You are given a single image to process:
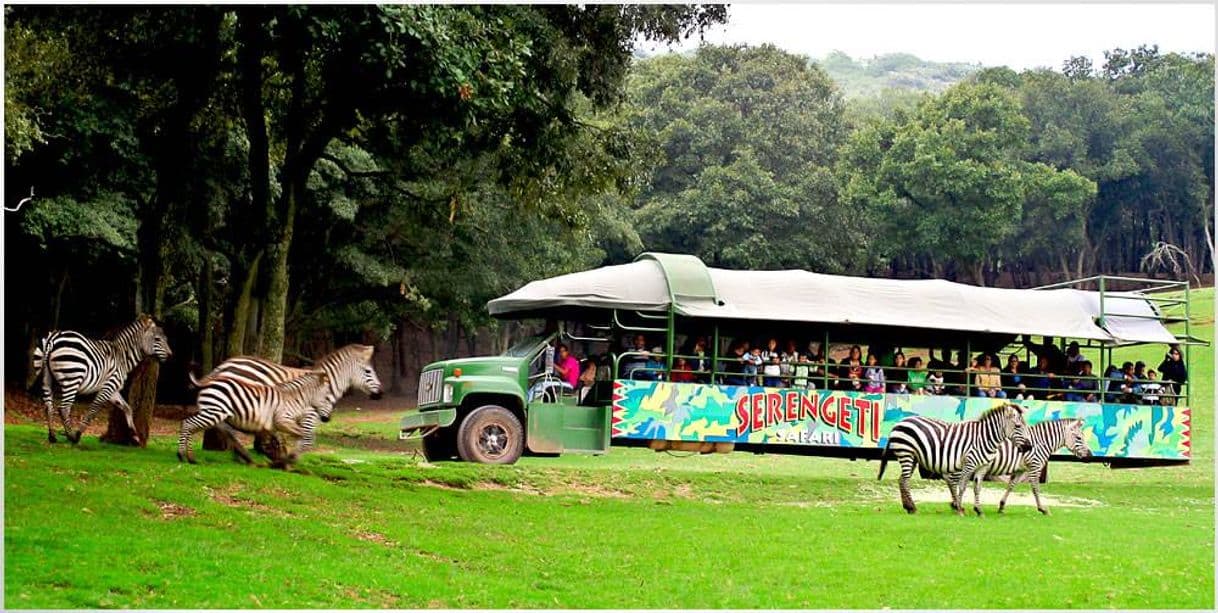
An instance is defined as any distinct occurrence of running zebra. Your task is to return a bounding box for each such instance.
[878,404,1033,515]
[32,315,173,444]
[971,418,1092,516]
[178,370,336,465]
[192,344,383,456]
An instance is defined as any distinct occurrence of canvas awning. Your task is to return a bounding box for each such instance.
[486,254,1181,345]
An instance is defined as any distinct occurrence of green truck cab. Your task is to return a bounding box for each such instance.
[400,332,610,463]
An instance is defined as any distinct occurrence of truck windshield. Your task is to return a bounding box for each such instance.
[502,334,549,358]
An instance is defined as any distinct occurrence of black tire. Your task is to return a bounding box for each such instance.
[456,405,524,465]
[422,427,458,462]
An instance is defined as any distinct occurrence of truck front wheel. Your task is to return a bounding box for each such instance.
[456,405,524,465]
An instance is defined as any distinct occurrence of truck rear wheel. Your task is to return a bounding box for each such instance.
[422,427,458,462]
[456,405,524,465]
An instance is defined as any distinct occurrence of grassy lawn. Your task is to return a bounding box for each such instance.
[4,290,1213,609]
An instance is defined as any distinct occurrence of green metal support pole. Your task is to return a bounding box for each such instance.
[1097,276,1107,328]
[965,338,971,398]
[1183,282,1191,406]
[823,329,830,390]
[665,306,675,376]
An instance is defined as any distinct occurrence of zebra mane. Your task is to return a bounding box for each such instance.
[319,344,375,368]
[976,404,1014,422]
[102,314,155,341]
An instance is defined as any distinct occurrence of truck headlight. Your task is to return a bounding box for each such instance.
[442,384,453,403]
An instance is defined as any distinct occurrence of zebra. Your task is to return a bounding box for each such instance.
[190,344,383,457]
[971,418,1092,516]
[178,370,336,465]
[31,315,173,444]
[878,404,1033,515]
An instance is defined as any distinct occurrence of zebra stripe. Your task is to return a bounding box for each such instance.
[878,404,1033,515]
[971,418,1092,515]
[33,315,172,444]
[177,371,335,465]
[194,344,383,422]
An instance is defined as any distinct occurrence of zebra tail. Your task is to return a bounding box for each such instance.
[877,438,893,480]
[187,371,208,388]
[30,334,50,392]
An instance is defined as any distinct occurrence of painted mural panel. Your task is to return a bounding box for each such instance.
[610,380,1189,460]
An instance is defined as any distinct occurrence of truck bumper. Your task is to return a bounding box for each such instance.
[399,408,458,440]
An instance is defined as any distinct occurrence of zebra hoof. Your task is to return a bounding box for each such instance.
[903,504,916,514]
[997,506,1006,514]
[973,506,983,516]
[68,431,83,444]
[47,432,58,443]
[1038,507,1050,516]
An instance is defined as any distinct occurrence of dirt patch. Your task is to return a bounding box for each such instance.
[355,531,396,546]
[910,486,1102,509]
[554,482,631,499]
[154,501,197,520]
[206,484,288,516]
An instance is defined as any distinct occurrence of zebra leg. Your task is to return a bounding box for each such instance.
[998,472,1024,514]
[972,474,985,516]
[178,411,224,464]
[944,472,965,515]
[216,423,254,465]
[897,457,917,513]
[74,379,122,443]
[54,384,81,443]
[1030,465,1049,515]
[291,412,319,459]
[42,382,59,443]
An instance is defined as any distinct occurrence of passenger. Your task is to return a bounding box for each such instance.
[863,353,886,393]
[691,337,711,376]
[621,334,650,380]
[1065,341,1085,375]
[1066,361,1099,402]
[1139,370,1163,405]
[1022,335,1068,374]
[927,345,953,374]
[760,338,780,364]
[643,347,666,381]
[724,342,749,386]
[974,354,1006,398]
[1133,360,1147,381]
[807,343,835,389]
[1157,345,1187,401]
[1117,361,1137,403]
[888,351,909,394]
[948,349,970,395]
[906,356,928,395]
[793,353,813,389]
[839,345,865,391]
[763,353,783,387]
[1001,353,1025,398]
[670,357,696,384]
[529,343,580,401]
[926,369,946,395]
[1103,363,1123,402]
[744,345,764,385]
[1026,356,1053,400]
[780,339,799,382]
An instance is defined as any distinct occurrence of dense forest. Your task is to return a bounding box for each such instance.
[4,6,1214,437]
[818,51,980,98]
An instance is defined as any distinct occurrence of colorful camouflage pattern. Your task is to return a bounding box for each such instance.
[611,380,1189,460]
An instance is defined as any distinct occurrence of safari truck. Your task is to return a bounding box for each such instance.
[400,252,1199,466]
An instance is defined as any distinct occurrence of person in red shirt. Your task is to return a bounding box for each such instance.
[670,357,696,383]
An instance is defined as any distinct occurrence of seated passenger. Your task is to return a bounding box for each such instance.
[529,343,580,401]
[1158,345,1188,396]
[926,370,946,395]
[1139,369,1163,405]
[691,337,711,382]
[1026,356,1053,400]
[839,345,865,391]
[620,334,650,380]
[780,339,799,381]
[863,353,886,393]
[723,342,749,386]
[1103,363,1123,403]
[888,351,909,394]
[1001,353,1025,398]
[906,356,928,395]
[670,357,696,384]
[1065,361,1099,402]
[642,347,666,381]
[763,353,783,387]
[792,353,814,389]
[744,346,764,385]
[1065,341,1085,375]
[1022,335,1068,374]
[760,338,780,363]
[974,354,1006,398]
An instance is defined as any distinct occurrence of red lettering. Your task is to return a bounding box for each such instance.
[736,396,751,435]
[800,393,819,422]
[839,399,855,435]
[822,395,838,428]
[751,393,765,433]
[852,398,869,437]
[871,401,883,442]
[785,392,800,422]
[766,393,783,428]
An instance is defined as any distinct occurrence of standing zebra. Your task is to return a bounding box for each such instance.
[178,370,335,465]
[971,418,1092,515]
[878,404,1033,515]
[192,344,383,457]
[32,315,173,444]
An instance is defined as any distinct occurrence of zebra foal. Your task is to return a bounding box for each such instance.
[878,404,1033,515]
[178,370,336,466]
[32,315,173,444]
[193,344,383,457]
[971,418,1092,515]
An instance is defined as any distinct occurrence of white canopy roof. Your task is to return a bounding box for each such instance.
[487,257,1180,345]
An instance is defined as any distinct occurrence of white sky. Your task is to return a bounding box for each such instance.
[638,2,1216,70]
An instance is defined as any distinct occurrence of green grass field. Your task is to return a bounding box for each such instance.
[5,290,1214,609]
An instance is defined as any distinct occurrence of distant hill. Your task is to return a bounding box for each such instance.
[817,51,981,98]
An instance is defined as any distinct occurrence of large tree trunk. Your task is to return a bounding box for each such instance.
[102,360,156,446]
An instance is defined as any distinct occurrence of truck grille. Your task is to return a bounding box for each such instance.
[417,369,444,406]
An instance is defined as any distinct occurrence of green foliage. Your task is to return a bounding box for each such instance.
[18,193,138,257]
[819,51,981,99]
